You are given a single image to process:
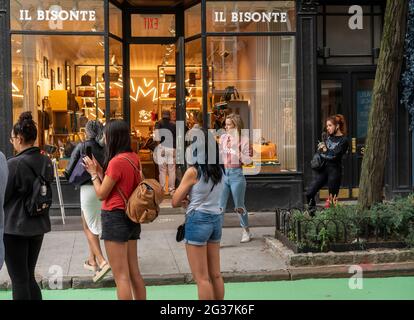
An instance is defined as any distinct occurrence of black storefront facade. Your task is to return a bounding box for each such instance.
[0,0,412,215]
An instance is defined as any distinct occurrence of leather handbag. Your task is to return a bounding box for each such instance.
[311,152,326,171]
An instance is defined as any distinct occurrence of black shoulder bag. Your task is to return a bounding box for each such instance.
[23,158,53,217]
[311,152,326,171]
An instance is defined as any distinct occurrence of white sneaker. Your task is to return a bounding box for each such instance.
[240,230,252,243]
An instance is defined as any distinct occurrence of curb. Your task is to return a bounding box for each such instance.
[288,262,414,280]
[264,236,414,267]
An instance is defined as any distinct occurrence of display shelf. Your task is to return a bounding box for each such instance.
[157,64,214,119]
[74,64,123,123]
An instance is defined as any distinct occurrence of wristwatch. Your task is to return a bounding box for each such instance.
[91,175,98,182]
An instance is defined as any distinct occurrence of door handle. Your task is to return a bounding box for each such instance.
[351,138,357,154]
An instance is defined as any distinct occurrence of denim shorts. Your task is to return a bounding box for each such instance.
[184,210,224,246]
[101,209,141,242]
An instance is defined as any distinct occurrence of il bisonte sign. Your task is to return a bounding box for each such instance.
[19,9,96,21]
[214,11,288,23]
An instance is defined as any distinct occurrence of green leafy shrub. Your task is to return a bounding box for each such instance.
[282,194,414,252]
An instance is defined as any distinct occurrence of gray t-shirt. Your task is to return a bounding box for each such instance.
[0,152,8,270]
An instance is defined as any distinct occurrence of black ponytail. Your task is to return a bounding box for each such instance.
[193,128,224,186]
[13,111,37,143]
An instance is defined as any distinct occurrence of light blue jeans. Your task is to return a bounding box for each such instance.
[219,168,249,229]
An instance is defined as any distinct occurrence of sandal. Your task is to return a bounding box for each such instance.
[93,261,111,283]
[83,260,98,272]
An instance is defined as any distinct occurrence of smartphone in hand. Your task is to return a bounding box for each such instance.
[86,146,92,159]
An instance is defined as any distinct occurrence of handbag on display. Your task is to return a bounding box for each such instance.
[165,74,176,83]
[169,88,176,98]
[81,74,92,86]
[110,87,120,98]
[102,72,120,82]
[252,140,278,162]
[83,89,96,97]
[223,86,240,102]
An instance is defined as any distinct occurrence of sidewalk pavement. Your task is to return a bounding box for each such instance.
[0,226,288,289]
[2,211,414,290]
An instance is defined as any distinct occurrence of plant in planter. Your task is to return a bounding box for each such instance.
[276,195,414,253]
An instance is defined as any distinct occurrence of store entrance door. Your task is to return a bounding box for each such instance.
[318,68,376,199]
[128,37,186,187]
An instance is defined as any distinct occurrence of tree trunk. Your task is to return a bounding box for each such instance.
[358,0,408,210]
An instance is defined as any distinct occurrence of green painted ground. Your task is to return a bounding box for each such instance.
[0,277,413,300]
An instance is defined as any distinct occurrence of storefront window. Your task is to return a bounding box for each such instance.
[129,44,176,154]
[131,14,176,37]
[10,0,104,32]
[11,34,105,166]
[207,36,297,173]
[185,3,201,38]
[108,38,124,120]
[206,1,296,33]
[109,3,123,38]
[185,39,205,126]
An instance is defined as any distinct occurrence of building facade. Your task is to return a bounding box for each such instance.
[0,0,411,214]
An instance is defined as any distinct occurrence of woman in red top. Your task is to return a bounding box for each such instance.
[83,120,145,300]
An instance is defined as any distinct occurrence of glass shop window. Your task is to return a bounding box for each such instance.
[207,35,297,173]
[11,34,105,175]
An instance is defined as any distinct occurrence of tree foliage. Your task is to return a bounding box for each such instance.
[401,0,414,129]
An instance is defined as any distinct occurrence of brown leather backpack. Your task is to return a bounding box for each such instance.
[116,156,164,224]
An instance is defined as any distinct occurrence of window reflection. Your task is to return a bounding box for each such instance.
[207,36,297,172]
[12,35,105,173]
